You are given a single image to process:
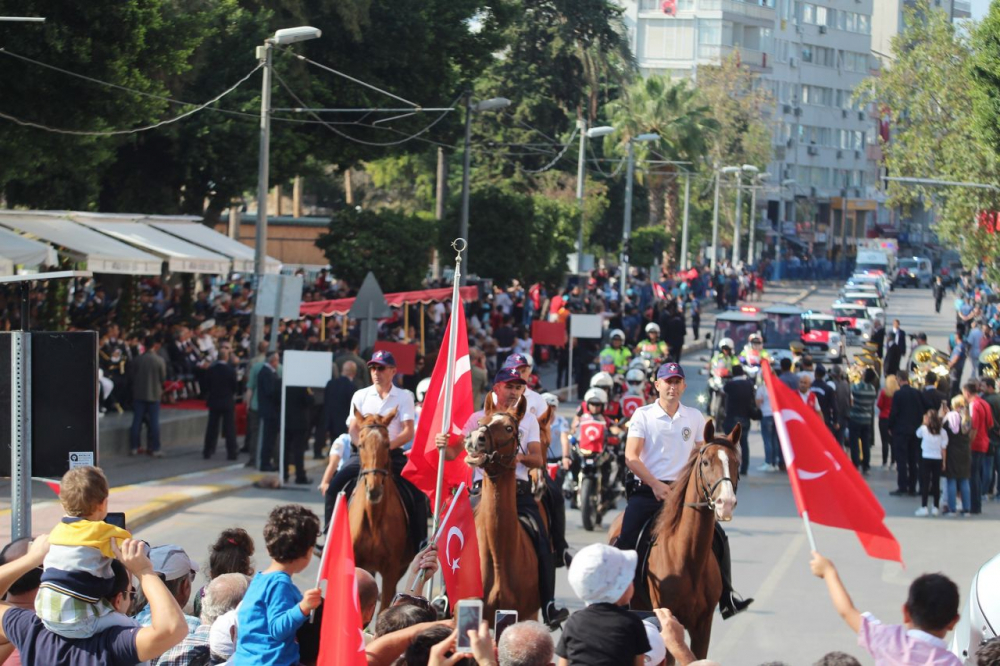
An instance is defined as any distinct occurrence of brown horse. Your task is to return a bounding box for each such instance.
[609,420,741,660]
[349,407,414,611]
[464,395,540,622]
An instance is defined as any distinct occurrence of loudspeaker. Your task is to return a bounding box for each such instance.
[0,332,98,478]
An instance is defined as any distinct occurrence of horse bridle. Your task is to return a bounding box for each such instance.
[685,437,740,512]
[357,423,390,481]
[476,414,521,479]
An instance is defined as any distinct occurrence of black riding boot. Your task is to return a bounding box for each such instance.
[713,523,753,619]
[543,476,571,567]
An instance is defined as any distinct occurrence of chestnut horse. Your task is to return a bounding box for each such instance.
[349,407,414,611]
[609,420,741,660]
[464,395,540,621]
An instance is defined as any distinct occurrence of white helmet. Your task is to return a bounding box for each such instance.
[628,358,648,371]
[416,377,432,403]
[541,392,560,408]
[748,333,763,344]
[584,387,608,405]
[720,337,735,350]
[609,328,625,341]
[645,322,660,334]
[625,368,646,384]
[590,371,615,390]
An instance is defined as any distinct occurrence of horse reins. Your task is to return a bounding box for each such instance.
[357,423,391,480]
[684,437,740,512]
[477,415,521,479]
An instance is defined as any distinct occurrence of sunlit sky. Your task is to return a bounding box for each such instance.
[973,0,989,19]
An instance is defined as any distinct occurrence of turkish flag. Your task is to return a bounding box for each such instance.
[578,417,606,453]
[317,494,367,666]
[434,482,483,609]
[621,395,644,419]
[761,361,902,563]
[402,301,475,508]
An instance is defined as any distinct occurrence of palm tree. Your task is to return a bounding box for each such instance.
[605,76,718,246]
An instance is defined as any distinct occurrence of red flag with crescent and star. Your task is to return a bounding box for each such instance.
[434,482,483,609]
[578,417,607,453]
[621,395,644,419]
[317,494,367,666]
[761,360,903,563]
[402,301,475,507]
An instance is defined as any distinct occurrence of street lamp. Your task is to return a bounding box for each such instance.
[775,178,796,280]
[711,166,741,272]
[251,25,322,352]
[746,172,770,266]
[575,122,614,271]
[460,95,511,283]
[732,164,758,265]
[621,132,659,302]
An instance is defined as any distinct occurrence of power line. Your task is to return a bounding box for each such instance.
[520,126,579,174]
[278,47,422,109]
[0,64,263,136]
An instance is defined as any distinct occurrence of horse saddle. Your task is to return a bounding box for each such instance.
[633,516,658,591]
[518,512,542,546]
[345,474,429,554]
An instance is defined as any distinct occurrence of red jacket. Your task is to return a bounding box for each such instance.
[877,390,893,419]
[970,395,994,454]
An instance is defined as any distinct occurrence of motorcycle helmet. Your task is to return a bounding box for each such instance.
[416,377,432,403]
[590,371,615,391]
[748,333,763,345]
[720,337,735,351]
[645,322,661,335]
[609,328,625,341]
[625,368,646,385]
[541,392,560,408]
[584,387,608,405]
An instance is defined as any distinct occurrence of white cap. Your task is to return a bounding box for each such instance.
[209,608,238,660]
[568,544,637,605]
[643,620,667,665]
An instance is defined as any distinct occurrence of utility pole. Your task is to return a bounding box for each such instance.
[251,41,273,353]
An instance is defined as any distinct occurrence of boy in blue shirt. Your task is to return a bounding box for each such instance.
[235,504,322,666]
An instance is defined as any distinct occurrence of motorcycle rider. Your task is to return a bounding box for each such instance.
[576,371,623,426]
[635,322,669,364]
[624,367,649,398]
[739,332,770,369]
[711,338,740,378]
[599,329,633,376]
[567,388,625,504]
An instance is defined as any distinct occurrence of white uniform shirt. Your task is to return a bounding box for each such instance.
[347,384,416,443]
[627,401,706,482]
[463,405,540,483]
[523,388,549,422]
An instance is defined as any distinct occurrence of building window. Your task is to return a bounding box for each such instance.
[644,22,695,60]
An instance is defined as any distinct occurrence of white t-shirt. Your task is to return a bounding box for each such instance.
[755,382,773,418]
[462,405,540,483]
[627,401,706,482]
[916,425,948,460]
[347,384,416,443]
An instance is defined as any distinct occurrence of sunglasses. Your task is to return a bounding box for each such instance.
[391,593,431,612]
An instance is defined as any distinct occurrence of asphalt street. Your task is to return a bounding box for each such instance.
[132,283,998,665]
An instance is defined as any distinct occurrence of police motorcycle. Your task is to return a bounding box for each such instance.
[706,337,740,425]
[566,388,624,531]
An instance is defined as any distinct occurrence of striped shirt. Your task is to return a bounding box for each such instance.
[849,382,878,423]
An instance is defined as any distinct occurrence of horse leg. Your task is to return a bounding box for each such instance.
[687,614,714,661]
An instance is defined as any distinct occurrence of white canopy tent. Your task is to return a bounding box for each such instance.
[146,217,281,274]
[0,226,58,276]
[70,213,232,275]
[0,211,161,275]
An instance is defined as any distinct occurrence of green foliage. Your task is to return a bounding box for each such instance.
[861,1,994,274]
[315,207,436,291]
[629,226,671,268]
[363,152,439,213]
[697,54,774,170]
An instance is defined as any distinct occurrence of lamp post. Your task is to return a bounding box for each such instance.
[712,166,741,272]
[732,164,758,266]
[575,121,614,271]
[460,95,511,283]
[680,170,692,270]
[775,178,796,280]
[620,132,659,302]
[746,172,769,266]
[251,26,321,353]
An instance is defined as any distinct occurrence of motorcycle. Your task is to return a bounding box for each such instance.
[565,423,624,531]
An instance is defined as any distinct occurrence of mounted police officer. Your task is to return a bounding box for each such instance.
[615,361,753,619]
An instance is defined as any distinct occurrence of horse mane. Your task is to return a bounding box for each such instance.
[652,447,701,540]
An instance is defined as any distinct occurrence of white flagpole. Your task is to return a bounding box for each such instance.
[431,238,466,534]
[801,511,818,552]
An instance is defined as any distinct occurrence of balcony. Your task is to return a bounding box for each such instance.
[697,43,769,69]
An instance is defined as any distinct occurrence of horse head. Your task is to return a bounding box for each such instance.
[465,393,526,478]
[694,419,742,522]
[355,407,396,504]
[536,404,556,453]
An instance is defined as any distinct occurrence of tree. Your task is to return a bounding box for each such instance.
[315,208,437,291]
[862,1,995,274]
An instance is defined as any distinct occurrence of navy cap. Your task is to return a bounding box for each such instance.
[503,353,530,369]
[493,366,527,385]
[656,362,685,381]
[367,350,396,367]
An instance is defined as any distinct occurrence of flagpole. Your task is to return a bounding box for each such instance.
[801,510,818,552]
[432,238,466,534]
[312,492,344,623]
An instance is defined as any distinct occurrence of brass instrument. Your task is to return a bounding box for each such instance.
[909,344,950,389]
[848,353,876,384]
[979,345,1000,379]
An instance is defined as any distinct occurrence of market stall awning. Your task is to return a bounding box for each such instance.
[0,211,162,275]
[70,214,231,274]
[0,226,58,275]
[146,218,281,274]
[300,286,480,317]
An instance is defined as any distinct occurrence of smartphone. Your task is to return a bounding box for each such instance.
[104,512,126,530]
[455,599,483,651]
[494,610,517,642]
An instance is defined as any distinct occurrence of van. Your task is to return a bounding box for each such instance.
[896,256,933,288]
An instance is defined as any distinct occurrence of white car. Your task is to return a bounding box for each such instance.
[840,292,886,324]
